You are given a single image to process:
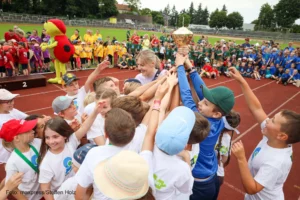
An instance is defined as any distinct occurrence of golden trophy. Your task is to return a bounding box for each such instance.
[172,27,193,56]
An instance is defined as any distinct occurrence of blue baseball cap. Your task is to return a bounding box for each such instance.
[155,106,196,155]
[73,143,96,167]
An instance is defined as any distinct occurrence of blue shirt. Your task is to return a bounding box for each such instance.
[177,66,224,179]
[269,66,276,75]
[296,57,300,70]
[293,73,300,80]
[246,66,253,73]
[281,73,290,80]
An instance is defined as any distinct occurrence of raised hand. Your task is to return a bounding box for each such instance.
[155,82,169,100]
[167,72,178,87]
[228,67,244,83]
[231,140,246,160]
[5,172,23,191]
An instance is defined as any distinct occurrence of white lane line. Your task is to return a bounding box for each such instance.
[223,181,245,195]
[233,91,300,143]
[235,81,275,99]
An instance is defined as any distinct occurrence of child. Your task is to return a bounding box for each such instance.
[83,92,96,108]
[75,108,136,200]
[229,67,300,200]
[210,64,220,79]
[118,54,127,69]
[123,79,142,95]
[84,88,117,145]
[4,48,14,77]
[215,110,241,186]
[277,69,290,85]
[32,43,43,73]
[41,38,51,72]
[289,69,300,86]
[38,101,103,199]
[272,66,284,81]
[127,54,136,70]
[200,60,212,78]
[17,42,29,75]
[54,143,96,200]
[0,119,42,200]
[79,42,87,69]
[177,55,235,200]
[0,47,5,77]
[52,96,82,129]
[253,66,261,80]
[0,89,27,164]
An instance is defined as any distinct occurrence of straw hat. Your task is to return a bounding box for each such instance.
[94,150,149,200]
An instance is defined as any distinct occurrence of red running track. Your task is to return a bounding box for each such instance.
[2,68,300,199]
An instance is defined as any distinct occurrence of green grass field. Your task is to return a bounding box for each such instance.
[0,23,289,47]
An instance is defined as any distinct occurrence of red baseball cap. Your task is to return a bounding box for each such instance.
[0,119,38,142]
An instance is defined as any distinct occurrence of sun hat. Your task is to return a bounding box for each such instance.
[0,119,37,142]
[155,106,195,155]
[0,89,19,101]
[52,96,74,114]
[62,73,79,86]
[94,150,149,200]
[73,143,96,168]
[201,85,235,115]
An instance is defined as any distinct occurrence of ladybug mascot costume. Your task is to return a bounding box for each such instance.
[41,19,74,84]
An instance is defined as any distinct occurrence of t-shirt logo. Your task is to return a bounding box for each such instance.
[63,157,73,175]
[251,147,261,160]
[31,154,38,167]
[190,155,198,168]
[153,174,166,190]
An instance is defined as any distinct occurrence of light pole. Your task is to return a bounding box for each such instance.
[99,2,104,19]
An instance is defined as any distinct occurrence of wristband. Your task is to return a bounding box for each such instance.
[152,99,161,111]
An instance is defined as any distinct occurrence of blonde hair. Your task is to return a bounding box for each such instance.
[136,50,160,69]
[2,140,14,152]
[124,82,141,95]
[83,92,96,107]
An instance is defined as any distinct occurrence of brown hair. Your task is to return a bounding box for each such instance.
[95,88,117,101]
[213,104,226,117]
[124,82,142,95]
[111,96,147,127]
[104,108,135,146]
[188,112,210,144]
[136,187,155,200]
[83,92,96,107]
[216,110,241,168]
[93,77,113,91]
[38,117,74,168]
[280,110,300,144]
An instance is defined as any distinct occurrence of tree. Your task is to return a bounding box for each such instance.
[194,3,202,24]
[100,0,118,18]
[65,0,80,18]
[251,19,259,24]
[124,0,141,13]
[209,9,227,29]
[151,11,164,25]
[10,0,32,13]
[188,2,195,24]
[163,4,171,16]
[201,7,209,25]
[226,12,243,29]
[177,13,191,27]
[140,8,152,16]
[257,3,275,29]
[291,24,300,33]
[169,5,178,27]
[222,4,227,13]
[274,0,300,28]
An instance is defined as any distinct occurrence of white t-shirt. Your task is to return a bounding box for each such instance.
[160,46,165,54]
[66,86,87,116]
[135,69,167,85]
[75,145,123,200]
[39,134,80,191]
[140,150,155,194]
[245,119,293,200]
[0,108,28,163]
[84,102,105,144]
[153,145,194,200]
[215,133,231,177]
[64,114,82,125]
[105,124,147,153]
[5,139,42,200]
[54,176,77,200]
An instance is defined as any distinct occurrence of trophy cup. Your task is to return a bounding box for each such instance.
[172,27,193,56]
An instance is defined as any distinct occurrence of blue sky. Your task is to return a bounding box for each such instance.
[117,0,300,24]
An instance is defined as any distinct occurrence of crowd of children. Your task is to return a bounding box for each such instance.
[0,25,300,200]
[2,26,300,88]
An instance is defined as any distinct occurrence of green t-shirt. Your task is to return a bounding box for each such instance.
[152,47,159,53]
[215,50,223,60]
[127,58,136,66]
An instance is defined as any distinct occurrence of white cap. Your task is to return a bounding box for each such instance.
[0,89,19,100]
[249,58,253,62]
